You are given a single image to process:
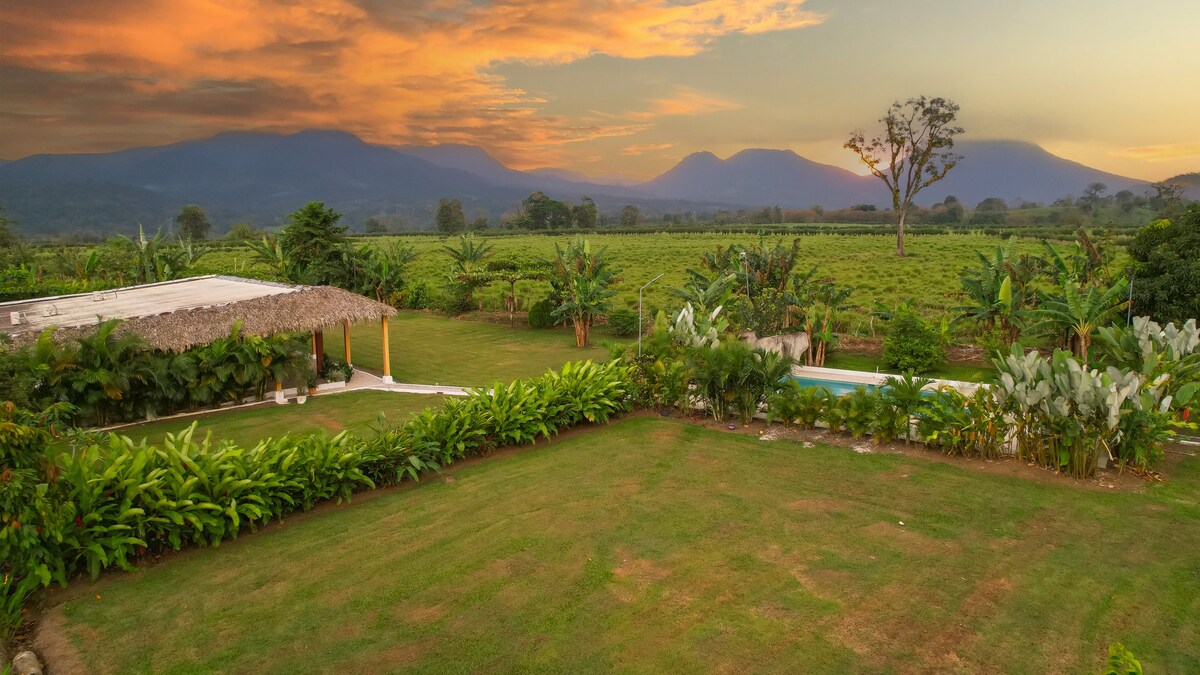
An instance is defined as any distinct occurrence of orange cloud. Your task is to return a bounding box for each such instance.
[621,143,676,156]
[0,0,823,164]
[1114,143,1200,162]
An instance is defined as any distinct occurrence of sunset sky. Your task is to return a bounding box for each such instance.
[1,0,1197,181]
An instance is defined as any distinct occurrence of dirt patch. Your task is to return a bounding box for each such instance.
[403,604,447,624]
[611,549,673,603]
[786,498,845,513]
[349,642,430,673]
[30,607,90,675]
[862,521,960,556]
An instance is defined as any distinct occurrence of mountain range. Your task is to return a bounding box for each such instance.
[0,130,1184,238]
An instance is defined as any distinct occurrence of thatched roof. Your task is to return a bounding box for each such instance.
[1,275,396,352]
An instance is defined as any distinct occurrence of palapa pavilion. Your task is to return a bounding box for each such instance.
[0,274,398,385]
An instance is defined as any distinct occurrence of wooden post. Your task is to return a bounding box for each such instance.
[343,320,352,365]
[314,330,325,375]
[381,315,392,383]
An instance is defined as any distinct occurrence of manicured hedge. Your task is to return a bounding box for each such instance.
[0,359,632,638]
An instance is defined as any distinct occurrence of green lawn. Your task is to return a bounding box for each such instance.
[54,418,1199,674]
[326,311,618,387]
[102,391,440,449]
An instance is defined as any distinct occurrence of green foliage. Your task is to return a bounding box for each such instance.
[0,359,632,639]
[278,201,348,285]
[117,225,207,284]
[991,345,1186,476]
[435,198,467,233]
[175,204,212,241]
[527,298,556,329]
[1104,643,1143,675]
[522,192,571,230]
[443,233,495,308]
[881,373,932,444]
[11,320,310,426]
[687,340,795,423]
[767,381,831,429]
[1031,278,1130,366]
[1128,204,1200,324]
[605,308,640,337]
[838,386,880,438]
[549,237,620,347]
[882,307,946,374]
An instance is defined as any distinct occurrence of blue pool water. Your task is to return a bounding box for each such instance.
[791,376,879,397]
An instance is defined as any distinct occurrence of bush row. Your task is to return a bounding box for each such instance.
[2,320,313,426]
[0,359,632,638]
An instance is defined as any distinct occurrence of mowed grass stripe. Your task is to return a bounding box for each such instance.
[326,311,617,387]
[56,418,1200,674]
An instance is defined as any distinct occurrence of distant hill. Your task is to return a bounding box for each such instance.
[1165,172,1200,200]
[918,140,1148,206]
[0,130,1170,237]
[0,132,683,237]
[640,149,879,208]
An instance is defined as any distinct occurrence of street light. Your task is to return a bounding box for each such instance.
[638,273,665,357]
[1126,268,1134,326]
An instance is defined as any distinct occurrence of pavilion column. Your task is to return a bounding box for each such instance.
[314,329,325,375]
[274,379,285,405]
[343,320,352,366]
[381,315,393,384]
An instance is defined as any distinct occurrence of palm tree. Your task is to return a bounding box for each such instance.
[670,270,735,316]
[443,234,494,306]
[549,237,620,348]
[1032,279,1130,366]
[69,320,151,425]
[882,373,932,445]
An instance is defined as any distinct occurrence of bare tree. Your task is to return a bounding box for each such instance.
[846,96,964,256]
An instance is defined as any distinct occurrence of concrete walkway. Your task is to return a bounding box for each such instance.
[342,368,473,397]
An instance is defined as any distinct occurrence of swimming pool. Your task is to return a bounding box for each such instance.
[791,376,879,397]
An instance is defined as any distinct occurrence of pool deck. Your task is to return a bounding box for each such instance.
[792,365,984,395]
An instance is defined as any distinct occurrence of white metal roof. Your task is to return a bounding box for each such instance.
[1,275,301,336]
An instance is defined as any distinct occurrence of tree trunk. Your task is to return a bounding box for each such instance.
[896,208,907,257]
[574,319,587,348]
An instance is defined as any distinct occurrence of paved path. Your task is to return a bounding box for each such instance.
[342,368,473,396]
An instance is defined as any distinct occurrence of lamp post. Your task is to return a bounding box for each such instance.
[638,273,665,357]
[1126,268,1134,326]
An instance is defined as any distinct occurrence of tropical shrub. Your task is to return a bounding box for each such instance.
[1104,643,1143,675]
[687,340,794,423]
[14,320,311,426]
[991,345,1191,476]
[767,381,831,429]
[838,386,879,439]
[605,307,641,337]
[527,298,556,329]
[0,359,634,639]
[882,307,946,374]
[1128,203,1200,324]
[881,373,932,444]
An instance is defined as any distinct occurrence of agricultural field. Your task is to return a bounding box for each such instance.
[193,230,1051,330]
[44,417,1200,674]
